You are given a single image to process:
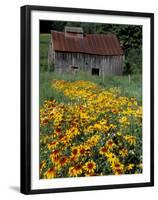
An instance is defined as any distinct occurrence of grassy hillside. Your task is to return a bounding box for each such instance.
[40,34,50,71]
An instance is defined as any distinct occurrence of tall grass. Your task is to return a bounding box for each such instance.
[40,71,142,107]
[40,34,50,71]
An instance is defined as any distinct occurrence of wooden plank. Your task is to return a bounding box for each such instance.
[53,51,123,75]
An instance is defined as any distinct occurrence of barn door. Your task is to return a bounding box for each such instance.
[70,56,79,74]
[92,68,99,75]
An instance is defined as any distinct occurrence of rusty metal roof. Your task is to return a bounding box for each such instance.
[51,31,123,56]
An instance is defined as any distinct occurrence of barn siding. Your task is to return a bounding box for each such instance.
[49,51,123,75]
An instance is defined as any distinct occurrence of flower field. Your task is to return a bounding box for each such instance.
[40,79,142,179]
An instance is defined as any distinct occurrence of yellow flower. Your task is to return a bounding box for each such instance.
[86,135,100,147]
[50,149,60,164]
[126,164,135,171]
[119,116,130,125]
[78,145,86,156]
[71,146,80,157]
[124,135,136,145]
[47,141,58,150]
[137,163,143,169]
[40,79,142,178]
[94,123,102,130]
[85,172,95,176]
[106,139,117,150]
[44,167,56,179]
[119,149,128,157]
[111,161,124,175]
[40,160,46,173]
[99,147,108,155]
[58,156,68,167]
[116,132,122,136]
[83,161,96,173]
[41,117,49,125]
[68,165,82,177]
[105,152,117,164]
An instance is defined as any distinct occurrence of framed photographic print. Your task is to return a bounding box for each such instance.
[20,5,154,194]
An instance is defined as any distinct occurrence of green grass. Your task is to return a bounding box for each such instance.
[40,34,50,71]
[40,71,142,107]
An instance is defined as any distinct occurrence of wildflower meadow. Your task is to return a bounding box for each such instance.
[40,78,142,179]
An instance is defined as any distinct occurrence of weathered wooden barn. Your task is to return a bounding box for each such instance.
[48,27,124,75]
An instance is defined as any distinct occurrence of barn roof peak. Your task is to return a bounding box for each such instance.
[64,26,83,34]
[64,26,83,38]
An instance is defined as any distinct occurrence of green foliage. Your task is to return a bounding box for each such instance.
[123,49,142,74]
[49,21,142,52]
[49,62,55,72]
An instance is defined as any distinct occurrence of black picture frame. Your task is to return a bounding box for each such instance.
[20,5,154,194]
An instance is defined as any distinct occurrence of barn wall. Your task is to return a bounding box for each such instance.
[50,51,123,75]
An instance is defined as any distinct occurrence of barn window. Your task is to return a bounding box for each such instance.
[71,66,78,70]
[92,68,99,75]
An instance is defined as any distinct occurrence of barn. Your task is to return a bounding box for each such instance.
[48,26,124,76]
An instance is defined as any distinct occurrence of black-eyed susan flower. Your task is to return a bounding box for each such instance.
[111,160,124,175]
[119,116,130,125]
[50,150,61,164]
[126,163,135,171]
[71,146,79,157]
[40,160,46,168]
[79,146,86,156]
[105,139,116,150]
[93,123,102,130]
[68,165,82,177]
[58,156,68,167]
[44,167,56,179]
[40,160,46,173]
[40,80,142,178]
[119,148,128,157]
[47,141,58,150]
[124,135,136,145]
[105,152,117,164]
[99,147,108,155]
[83,161,96,173]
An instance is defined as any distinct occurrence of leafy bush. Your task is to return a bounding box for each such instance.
[123,49,142,74]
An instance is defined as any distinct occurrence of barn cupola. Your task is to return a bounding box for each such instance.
[64,26,83,38]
